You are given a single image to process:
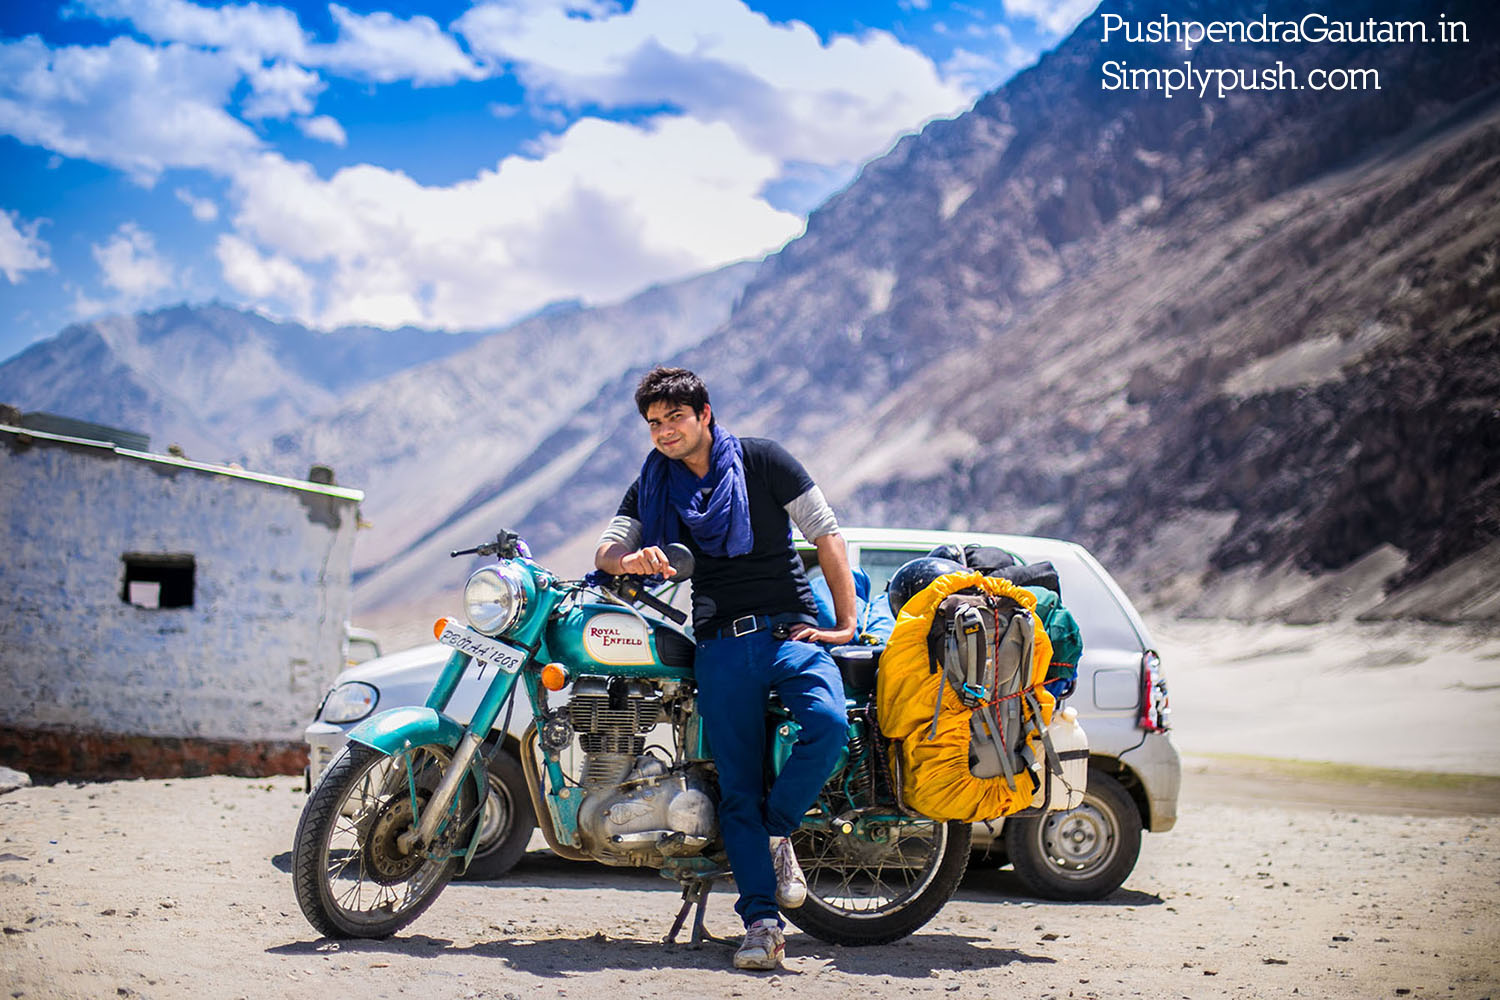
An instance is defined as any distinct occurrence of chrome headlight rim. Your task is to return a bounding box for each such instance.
[320,681,379,724]
[464,562,528,636]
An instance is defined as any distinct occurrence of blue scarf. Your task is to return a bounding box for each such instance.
[638,425,753,558]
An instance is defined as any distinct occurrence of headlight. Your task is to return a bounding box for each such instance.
[464,562,528,635]
[321,682,378,724]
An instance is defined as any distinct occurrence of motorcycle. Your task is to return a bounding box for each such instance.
[291,529,970,947]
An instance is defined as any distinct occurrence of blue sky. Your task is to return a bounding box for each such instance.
[0,0,1094,361]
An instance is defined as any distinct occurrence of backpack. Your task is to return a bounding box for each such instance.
[877,571,1072,823]
[978,556,1083,700]
[923,591,1036,789]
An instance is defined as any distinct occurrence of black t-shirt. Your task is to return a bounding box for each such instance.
[615,437,819,634]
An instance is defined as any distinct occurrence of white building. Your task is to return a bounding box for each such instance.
[0,416,363,777]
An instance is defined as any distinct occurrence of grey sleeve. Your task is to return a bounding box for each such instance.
[597,515,643,551]
[785,486,839,541]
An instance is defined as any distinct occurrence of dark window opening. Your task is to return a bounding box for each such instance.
[122,554,195,609]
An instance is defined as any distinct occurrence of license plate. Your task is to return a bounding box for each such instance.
[437,622,527,674]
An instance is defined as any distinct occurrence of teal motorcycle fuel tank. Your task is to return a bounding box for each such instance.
[545,603,695,681]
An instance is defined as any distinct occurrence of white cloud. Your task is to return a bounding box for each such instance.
[225,114,800,329]
[11,0,987,335]
[0,209,52,283]
[174,187,219,221]
[215,232,312,312]
[241,59,323,119]
[73,0,483,86]
[312,4,483,85]
[1001,0,1095,38]
[941,40,1036,95]
[941,48,1003,94]
[455,0,973,166]
[0,35,260,184]
[92,222,174,298]
[298,114,347,146]
[70,286,111,319]
[73,0,309,60]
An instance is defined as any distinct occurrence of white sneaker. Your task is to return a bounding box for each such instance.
[771,836,807,909]
[733,918,785,970]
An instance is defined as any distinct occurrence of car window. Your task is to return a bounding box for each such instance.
[346,637,381,666]
[1021,548,1145,653]
[855,547,927,596]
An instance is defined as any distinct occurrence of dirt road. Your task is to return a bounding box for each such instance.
[2,761,1497,1000]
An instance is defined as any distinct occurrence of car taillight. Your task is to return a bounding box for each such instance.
[1139,649,1170,732]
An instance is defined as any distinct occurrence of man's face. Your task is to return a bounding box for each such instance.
[644,399,712,463]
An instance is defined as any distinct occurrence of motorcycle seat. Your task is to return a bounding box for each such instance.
[829,643,883,693]
[653,625,696,669]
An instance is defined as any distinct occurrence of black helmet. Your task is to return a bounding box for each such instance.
[925,543,966,564]
[887,556,965,616]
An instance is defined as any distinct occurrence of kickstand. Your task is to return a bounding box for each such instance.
[663,878,736,948]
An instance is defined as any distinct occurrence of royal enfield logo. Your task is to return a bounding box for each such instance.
[583,613,653,665]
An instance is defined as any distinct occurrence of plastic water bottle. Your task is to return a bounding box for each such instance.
[1045,706,1089,810]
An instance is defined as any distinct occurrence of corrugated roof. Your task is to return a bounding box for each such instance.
[1,423,365,503]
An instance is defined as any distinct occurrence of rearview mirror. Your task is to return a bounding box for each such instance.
[664,543,695,581]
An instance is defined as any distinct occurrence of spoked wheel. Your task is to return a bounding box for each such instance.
[783,818,971,945]
[292,741,477,938]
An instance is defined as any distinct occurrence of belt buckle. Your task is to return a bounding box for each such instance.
[730,615,759,638]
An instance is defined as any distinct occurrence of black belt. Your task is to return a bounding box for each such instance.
[701,614,810,640]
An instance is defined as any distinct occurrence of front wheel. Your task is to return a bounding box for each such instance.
[783,818,971,946]
[292,741,476,938]
[456,748,535,881]
[1004,768,1142,901]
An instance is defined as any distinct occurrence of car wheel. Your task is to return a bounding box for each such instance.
[457,748,535,881]
[1004,768,1142,901]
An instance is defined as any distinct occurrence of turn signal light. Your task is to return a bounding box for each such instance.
[540,662,571,691]
[433,617,450,640]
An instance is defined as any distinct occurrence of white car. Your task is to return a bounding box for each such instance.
[304,527,1179,897]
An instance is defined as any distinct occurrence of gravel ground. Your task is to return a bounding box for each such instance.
[1,764,1497,1000]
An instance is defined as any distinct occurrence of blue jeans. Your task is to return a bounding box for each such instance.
[695,632,847,927]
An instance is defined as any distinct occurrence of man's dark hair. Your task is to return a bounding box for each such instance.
[634,366,712,423]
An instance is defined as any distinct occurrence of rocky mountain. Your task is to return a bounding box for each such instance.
[0,304,485,462]
[247,262,757,578]
[389,0,1499,624]
[0,264,758,586]
[9,0,1497,627]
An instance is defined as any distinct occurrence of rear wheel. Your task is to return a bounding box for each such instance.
[783,818,971,946]
[292,742,476,938]
[1004,768,1141,901]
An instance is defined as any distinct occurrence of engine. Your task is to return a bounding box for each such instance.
[564,677,717,865]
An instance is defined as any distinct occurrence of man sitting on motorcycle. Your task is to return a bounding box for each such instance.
[594,366,857,971]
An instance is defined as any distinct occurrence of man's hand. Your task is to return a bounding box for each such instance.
[614,545,677,578]
[794,532,858,647]
[787,622,856,645]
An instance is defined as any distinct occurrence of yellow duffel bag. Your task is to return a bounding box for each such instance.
[876,570,1056,823]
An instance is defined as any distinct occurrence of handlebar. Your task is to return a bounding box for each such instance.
[610,576,688,626]
[451,530,527,560]
[451,530,690,627]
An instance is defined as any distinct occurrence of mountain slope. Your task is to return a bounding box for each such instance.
[0,304,484,462]
[249,261,759,577]
[390,0,1500,622]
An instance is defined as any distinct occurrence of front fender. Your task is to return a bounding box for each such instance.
[347,705,466,755]
[345,706,490,872]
